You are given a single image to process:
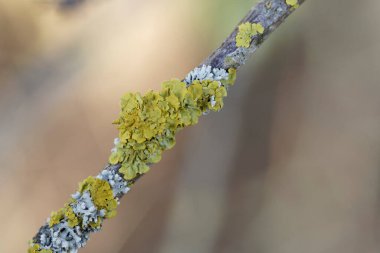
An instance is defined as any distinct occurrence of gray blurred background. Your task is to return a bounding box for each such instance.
[1,0,380,252]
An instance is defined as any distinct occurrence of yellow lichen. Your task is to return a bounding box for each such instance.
[48,202,79,228]
[222,68,237,86]
[38,67,237,252]
[252,23,265,34]
[110,76,235,180]
[49,208,65,227]
[286,0,299,8]
[236,22,265,48]
[29,67,238,252]
[64,205,79,228]
[236,22,253,48]
[79,177,118,218]
[28,244,52,253]
[89,217,103,229]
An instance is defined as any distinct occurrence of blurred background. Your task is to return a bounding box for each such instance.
[1,0,380,252]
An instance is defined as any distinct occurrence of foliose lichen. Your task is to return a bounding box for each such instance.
[30,65,236,252]
[49,222,88,252]
[78,177,118,219]
[29,0,307,251]
[184,65,228,84]
[97,168,130,197]
[235,22,264,48]
[71,191,105,228]
[109,67,236,181]
[286,0,299,8]
[28,244,52,253]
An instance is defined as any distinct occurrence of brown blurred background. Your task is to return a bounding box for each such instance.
[1,0,380,252]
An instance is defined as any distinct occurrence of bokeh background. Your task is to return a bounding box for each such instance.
[1,0,380,252]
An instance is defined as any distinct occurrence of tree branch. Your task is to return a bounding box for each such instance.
[29,1,306,252]
[204,0,305,69]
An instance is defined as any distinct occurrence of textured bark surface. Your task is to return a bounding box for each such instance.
[203,0,305,69]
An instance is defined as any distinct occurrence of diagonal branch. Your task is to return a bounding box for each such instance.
[29,1,306,252]
[204,0,305,69]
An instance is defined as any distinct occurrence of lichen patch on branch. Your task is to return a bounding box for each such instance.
[109,66,236,181]
[286,0,299,8]
[29,66,236,253]
[29,0,305,251]
[29,168,129,253]
[236,22,264,48]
